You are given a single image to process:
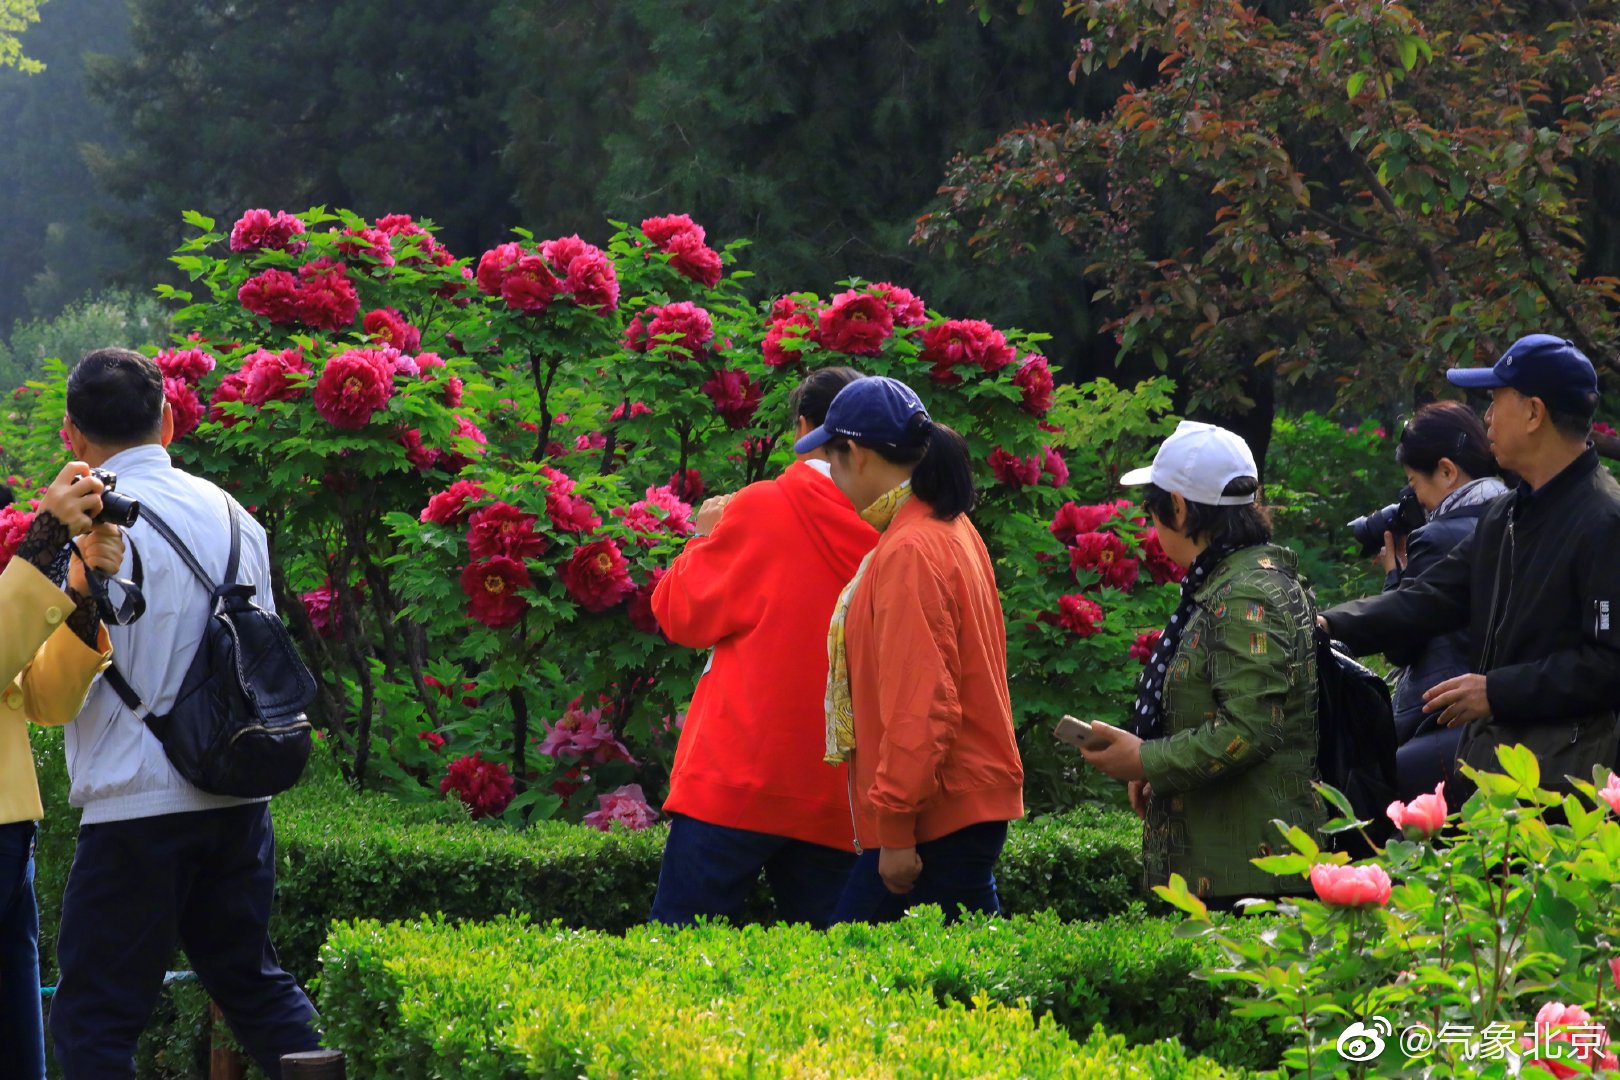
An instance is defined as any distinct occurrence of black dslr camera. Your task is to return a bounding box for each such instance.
[79,467,140,528]
[1348,485,1425,557]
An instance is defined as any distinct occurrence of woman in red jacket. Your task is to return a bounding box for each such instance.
[649,367,879,927]
[797,376,1024,924]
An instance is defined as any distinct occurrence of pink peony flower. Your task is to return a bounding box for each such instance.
[544,479,601,536]
[240,347,311,405]
[1309,863,1392,907]
[300,579,354,639]
[614,485,696,545]
[229,209,307,254]
[154,347,216,385]
[1013,354,1056,417]
[538,699,634,765]
[418,730,446,753]
[582,783,659,831]
[0,505,37,570]
[466,502,547,561]
[501,254,561,314]
[362,308,421,354]
[476,242,524,295]
[817,290,895,356]
[210,372,251,426]
[635,301,715,360]
[1521,1003,1612,1078]
[440,414,488,474]
[641,213,705,248]
[164,378,203,441]
[1042,594,1105,638]
[1140,527,1186,585]
[919,319,1015,383]
[295,260,361,331]
[335,226,394,268]
[989,447,1041,488]
[609,400,653,422]
[1070,531,1140,591]
[560,538,636,612]
[459,557,532,629]
[700,369,763,429]
[1600,772,1620,815]
[399,427,441,472]
[420,479,487,526]
[870,282,928,328]
[440,753,514,819]
[1594,421,1617,438]
[664,231,723,286]
[1050,500,1132,546]
[314,348,395,429]
[1129,630,1162,664]
[560,247,620,314]
[1041,445,1069,488]
[238,269,302,324]
[762,311,818,367]
[1611,956,1620,994]
[1387,781,1448,839]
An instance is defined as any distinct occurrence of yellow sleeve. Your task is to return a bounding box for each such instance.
[21,622,113,728]
[0,558,113,728]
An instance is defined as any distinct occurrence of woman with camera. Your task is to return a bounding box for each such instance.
[1080,421,1322,909]
[1376,402,1508,800]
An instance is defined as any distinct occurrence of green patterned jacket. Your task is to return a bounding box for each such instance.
[1137,543,1324,901]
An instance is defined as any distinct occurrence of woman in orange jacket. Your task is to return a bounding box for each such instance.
[797,375,1024,924]
[649,368,879,928]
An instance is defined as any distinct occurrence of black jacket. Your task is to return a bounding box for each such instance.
[1326,450,1620,794]
[1383,503,1492,742]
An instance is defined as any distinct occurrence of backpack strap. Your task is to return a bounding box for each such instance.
[222,499,242,588]
[135,504,218,593]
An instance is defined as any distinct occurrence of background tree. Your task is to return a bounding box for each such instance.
[0,0,44,72]
[918,0,1620,464]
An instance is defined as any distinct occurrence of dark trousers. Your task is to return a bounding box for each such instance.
[1396,724,1463,802]
[830,820,1009,925]
[0,820,44,1080]
[49,803,320,1079]
[650,814,857,929]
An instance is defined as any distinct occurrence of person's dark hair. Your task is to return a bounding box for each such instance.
[67,348,165,446]
[1544,390,1600,442]
[789,366,863,429]
[826,414,977,520]
[1141,476,1272,547]
[1395,401,1498,480]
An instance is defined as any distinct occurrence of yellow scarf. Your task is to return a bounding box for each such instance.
[824,481,912,765]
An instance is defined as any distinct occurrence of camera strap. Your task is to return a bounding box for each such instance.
[71,537,147,627]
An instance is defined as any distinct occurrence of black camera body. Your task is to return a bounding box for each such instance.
[1348,485,1425,557]
[86,468,140,528]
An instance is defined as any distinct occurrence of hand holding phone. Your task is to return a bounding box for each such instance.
[1054,715,1110,752]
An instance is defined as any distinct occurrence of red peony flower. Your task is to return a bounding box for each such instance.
[1041,594,1105,638]
[700,369,763,429]
[609,400,653,422]
[1070,530,1141,591]
[440,752,515,819]
[398,428,441,472]
[441,414,488,473]
[238,269,302,324]
[314,348,395,429]
[641,213,705,248]
[560,538,635,612]
[420,479,487,525]
[0,505,37,570]
[466,502,547,561]
[362,308,421,354]
[418,730,446,753]
[1129,630,1162,664]
[500,254,560,314]
[240,347,311,405]
[155,347,216,385]
[164,378,204,441]
[229,209,307,254]
[664,230,723,286]
[574,431,606,452]
[299,578,364,639]
[668,468,704,502]
[295,260,361,331]
[1013,354,1056,417]
[817,290,895,356]
[561,247,620,313]
[634,301,714,359]
[989,447,1041,488]
[545,486,601,535]
[1041,445,1069,488]
[871,282,928,328]
[476,242,524,295]
[1050,500,1132,546]
[628,567,666,636]
[920,319,1015,383]
[460,556,532,629]
[336,226,395,268]
[768,296,804,323]
[210,372,251,427]
[762,311,818,367]
[1139,527,1186,585]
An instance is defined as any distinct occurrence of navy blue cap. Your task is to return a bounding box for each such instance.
[1446,334,1598,409]
[794,376,930,453]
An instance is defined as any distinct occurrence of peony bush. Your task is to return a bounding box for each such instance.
[0,206,1183,825]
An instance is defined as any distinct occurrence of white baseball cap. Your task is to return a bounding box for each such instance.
[1120,420,1258,505]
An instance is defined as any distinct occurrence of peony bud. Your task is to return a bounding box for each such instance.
[1387,781,1448,839]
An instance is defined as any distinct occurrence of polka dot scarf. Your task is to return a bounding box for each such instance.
[1130,541,1248,740]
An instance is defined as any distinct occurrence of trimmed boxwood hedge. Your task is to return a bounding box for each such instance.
[319,911,1261,1077]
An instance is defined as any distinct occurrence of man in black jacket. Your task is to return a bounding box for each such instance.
[1323,334,1620,797]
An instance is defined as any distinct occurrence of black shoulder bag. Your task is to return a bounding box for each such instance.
[102,497,315,798]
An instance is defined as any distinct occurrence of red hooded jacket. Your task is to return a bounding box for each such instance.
[652,462,879,850]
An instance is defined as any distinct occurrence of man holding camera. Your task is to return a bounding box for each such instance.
[47,350,320,1078]
[0,464,125,1079]
[1322,335,1620,798]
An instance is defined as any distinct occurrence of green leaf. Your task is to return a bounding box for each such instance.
[1251,854,1312,876]
[1496,744,1541,790]
[1397,37,1419,72]
[1346,71,1368,99]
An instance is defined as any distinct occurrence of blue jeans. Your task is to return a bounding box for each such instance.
[650,814,856,929]
[830,820,1009,925]
[0,820,44,1079]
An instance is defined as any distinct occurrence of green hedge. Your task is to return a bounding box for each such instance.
[320,911,1261,1077]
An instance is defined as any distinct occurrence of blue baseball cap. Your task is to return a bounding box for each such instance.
[1446,334,1598,409]
[794,375,931,453]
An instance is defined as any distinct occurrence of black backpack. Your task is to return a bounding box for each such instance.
[103,498,316,798]
[1314,628,1398,856]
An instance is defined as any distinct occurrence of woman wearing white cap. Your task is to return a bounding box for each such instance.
[1080,421,1323,908]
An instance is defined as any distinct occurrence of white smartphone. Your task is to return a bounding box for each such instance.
[1054,715,1110,752]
